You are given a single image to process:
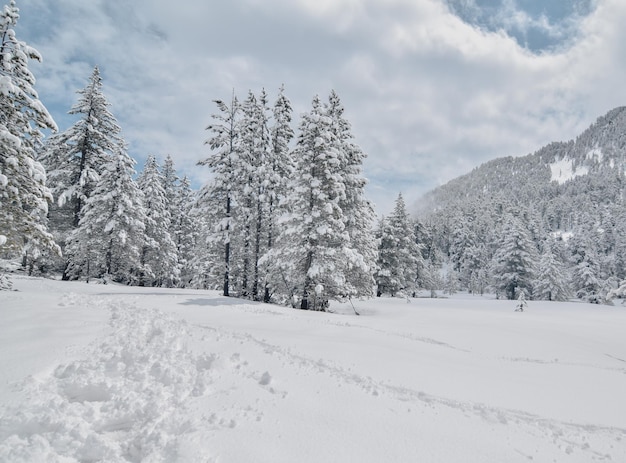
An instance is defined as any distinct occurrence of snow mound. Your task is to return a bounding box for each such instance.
[0,299,215,462]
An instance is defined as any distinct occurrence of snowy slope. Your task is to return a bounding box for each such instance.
[1,276,625,462]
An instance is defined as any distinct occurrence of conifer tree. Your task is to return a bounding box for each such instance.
[326,90,377,299]
[262,85,294,302]
[64,147,146,283]
[492,214,539,300]
[269,95,366,309]
[170,176,197,287]
[137,155,178,287]
[237,90,270,299]
[0,0,59,266]
[533,240,570,301]
[43,66,122,229]
[199,94,240,296]
[374,194,419,297]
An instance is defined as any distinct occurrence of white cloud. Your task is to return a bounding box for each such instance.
[15,0,626,215]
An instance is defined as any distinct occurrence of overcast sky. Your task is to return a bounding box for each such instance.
[15,0,626,214]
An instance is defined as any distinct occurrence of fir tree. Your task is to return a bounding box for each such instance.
[137,155,178,287]
[174,176,198,287]
[533,240,570,301]
[269,95,363,309]
[262,85,295,302]
[326,90,377,299]
[237,90,270,299]
[199,94,240,296]
[64,147,145,283]
[0,0,59,267]
[492,214,538,300]
[374,194,419,297]
[43,66,122,229]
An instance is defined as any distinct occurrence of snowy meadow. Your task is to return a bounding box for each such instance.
[1,276,625,462]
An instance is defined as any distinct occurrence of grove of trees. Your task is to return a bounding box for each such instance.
[4,0,626,307]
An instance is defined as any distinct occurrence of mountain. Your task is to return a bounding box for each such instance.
[414,106,626,302]
[417,106,626,220]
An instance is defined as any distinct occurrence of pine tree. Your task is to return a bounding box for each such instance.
[137,155,178,287]
[269,95,360,310]
[262,85,294,302]
[64,147,146,283]
[492,214,539,300]
[199,94,240,296]
[160,155,199,287]
[237,90,270,299]
[533,240,570,301]
[43,66,122,229]
[191,184,228,290]
[0,0,59,266]
[326,90,377,299]
[374,194,419,297]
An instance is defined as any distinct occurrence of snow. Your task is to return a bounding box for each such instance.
[549,157,589,184]
[1,276,625,462]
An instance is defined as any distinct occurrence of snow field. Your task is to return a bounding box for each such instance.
[1,277,626,462]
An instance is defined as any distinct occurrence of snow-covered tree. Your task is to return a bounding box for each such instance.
[174,176,198,287]
[0,0,59,265]
[137,155,178,287]
[375,194,420,297]
[492,214,539,300]
[43,66,122,229]
[269,95,369,310]
[326,90,377,299]
[237,90,271,300]
[533,241,570,301]
[199,94,241,296]
[262,85,295,302]
[64,147,146,283]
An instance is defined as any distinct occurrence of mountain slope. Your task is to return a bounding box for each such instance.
[414,106,626,302]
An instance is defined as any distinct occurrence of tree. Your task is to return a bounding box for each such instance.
[237,90,271,299]
[0,0,59,268]
[137,155,178,287]
[491,214,538,300]
[269,94,369,310]
[173,176,198,287]
[262,85,295,302]
[533,240,570,301]
[64,147,146,283]
[326,90,377,299]
[199,93,240,296]
[43,66,122,229]
[374,194,420,297]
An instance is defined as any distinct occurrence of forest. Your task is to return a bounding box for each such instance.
[3,0,626,307]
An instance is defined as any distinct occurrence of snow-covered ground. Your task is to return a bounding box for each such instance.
[1,276,625,462]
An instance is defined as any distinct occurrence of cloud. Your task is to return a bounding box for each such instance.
[14,0,626,215]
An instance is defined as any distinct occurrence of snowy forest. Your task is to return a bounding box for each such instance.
[3,0,626,307]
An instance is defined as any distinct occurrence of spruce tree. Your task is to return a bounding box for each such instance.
[0,0,59,266]
[270,95,357,309]
[43,66,122,229]
[326,90,377,299]
[374,194,419,297]
[64,147,146,283]
[533,240,570,301]
[259,85,295,302]
[174,176,198,287]
[199,94,241,296]
[137,155,178,287]
[492,214,539,300]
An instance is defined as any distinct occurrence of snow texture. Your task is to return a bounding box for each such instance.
[549,156,590,185]
[1,276,625,462]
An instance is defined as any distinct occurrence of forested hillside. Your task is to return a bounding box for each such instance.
[416,106,626,302]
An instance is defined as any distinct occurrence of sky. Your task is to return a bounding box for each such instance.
[13,0,626,214]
